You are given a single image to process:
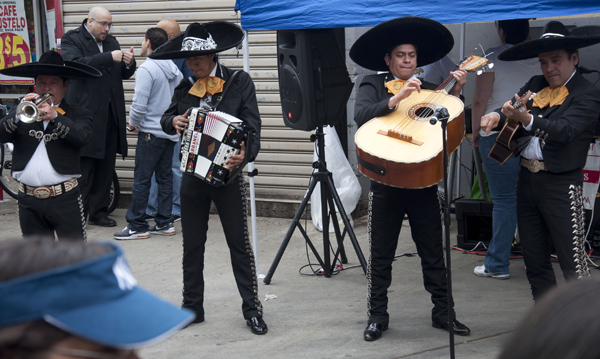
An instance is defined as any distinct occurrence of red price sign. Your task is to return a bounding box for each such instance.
[0,32,30,69]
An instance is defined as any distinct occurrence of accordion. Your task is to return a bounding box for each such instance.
[180,108,249,186]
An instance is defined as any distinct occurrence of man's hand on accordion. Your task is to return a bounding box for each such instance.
[225,141,246,171]
[173,109,190,136]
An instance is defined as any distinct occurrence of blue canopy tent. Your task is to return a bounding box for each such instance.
[234,0,600,30]
[233,0,600,67]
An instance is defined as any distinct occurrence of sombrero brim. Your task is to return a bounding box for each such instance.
[349,16,454,71]
[0,61,101,79]
[149,22,244,60]
[498,36,600,61]
[569,25,600,38]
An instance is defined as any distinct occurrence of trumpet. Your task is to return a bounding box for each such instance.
[16,94,54,123]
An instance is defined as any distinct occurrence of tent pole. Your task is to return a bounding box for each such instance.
[242,30,263,278]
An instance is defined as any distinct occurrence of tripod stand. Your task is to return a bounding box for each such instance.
[263,125,367,284]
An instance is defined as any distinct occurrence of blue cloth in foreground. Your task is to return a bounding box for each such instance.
[0,242,194,349]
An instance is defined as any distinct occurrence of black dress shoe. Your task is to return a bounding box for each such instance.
[432,319,471,336]
[89,217,117,227]
[364,323,388,341]
[246,317,268,335]
[180,310,204,329]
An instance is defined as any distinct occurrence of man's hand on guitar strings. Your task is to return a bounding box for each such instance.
[388,78,422,110]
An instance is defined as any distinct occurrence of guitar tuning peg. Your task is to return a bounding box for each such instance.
[476,69,483,75]
[488,63,494,69]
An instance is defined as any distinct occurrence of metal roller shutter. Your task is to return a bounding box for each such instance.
[61,0,314,213]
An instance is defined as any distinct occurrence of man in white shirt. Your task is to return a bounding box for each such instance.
[0,51,100,240]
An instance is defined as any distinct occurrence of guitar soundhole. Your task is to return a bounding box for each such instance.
[408,103,436,121]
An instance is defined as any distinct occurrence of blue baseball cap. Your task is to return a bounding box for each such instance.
[0,242,194,349]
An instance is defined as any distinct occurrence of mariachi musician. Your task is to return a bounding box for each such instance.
[349,16,470,341]
[481,21,600,301]
[0,51,100,240]
[150,22,266,335]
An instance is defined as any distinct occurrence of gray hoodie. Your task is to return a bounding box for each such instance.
[129,58,183,141]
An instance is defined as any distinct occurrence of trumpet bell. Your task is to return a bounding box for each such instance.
[16,94,53,123]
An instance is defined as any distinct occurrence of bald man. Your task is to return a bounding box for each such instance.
[62,6,136,227]
[156,19,193,78]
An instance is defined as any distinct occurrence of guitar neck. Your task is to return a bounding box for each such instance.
[435,75,457,93]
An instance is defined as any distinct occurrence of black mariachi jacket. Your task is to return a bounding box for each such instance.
[494,70,600,173]
[160,63,262,161]
[0,100,93,174]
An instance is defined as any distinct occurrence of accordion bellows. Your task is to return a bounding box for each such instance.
[180,109,248,186]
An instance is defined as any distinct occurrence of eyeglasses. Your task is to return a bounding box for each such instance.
[49,347,137,359]
[91,18,113,29]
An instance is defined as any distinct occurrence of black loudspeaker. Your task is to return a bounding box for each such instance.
[277,28,354,131]
[455,199,494,250]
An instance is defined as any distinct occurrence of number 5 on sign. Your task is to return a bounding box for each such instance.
[0,32,31,69]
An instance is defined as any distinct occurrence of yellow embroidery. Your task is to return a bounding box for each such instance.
[54,107,65,115]
[188,76,226,98]
[384,79,408,95]
[533,86,569,108]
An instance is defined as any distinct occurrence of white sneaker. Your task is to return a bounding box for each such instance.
[149,223,175,236]
[474,265,510,279]
[114,226,150,240]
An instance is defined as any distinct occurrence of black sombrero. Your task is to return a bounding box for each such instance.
[498,21,600,61]
[569,25,600,38]
[149,22,244,60]
[0,51,101,79]
[349,16,454,71]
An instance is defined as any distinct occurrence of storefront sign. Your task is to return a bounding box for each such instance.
[0,0,33,85]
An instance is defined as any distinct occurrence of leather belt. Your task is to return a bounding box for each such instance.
[521,158,547,173]
[19,178,78,199]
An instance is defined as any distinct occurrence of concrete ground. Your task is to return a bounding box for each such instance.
[1,197,596,359]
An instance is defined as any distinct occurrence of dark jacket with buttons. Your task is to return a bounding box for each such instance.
[0,100,93,175]
[494,70,600,173]
[61,22,136,159]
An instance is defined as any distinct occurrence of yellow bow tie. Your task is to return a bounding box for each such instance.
[532,86,569,109]
[385,79,407,95]
[188,76,226,98]
[54,107,65,115]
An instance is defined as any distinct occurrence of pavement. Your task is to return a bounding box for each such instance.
[1,197,596,359]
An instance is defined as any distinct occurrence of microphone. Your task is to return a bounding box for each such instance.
[429,105,449,125]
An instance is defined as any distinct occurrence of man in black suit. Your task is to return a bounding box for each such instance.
[61,6,136,227]
[481,21,600,301]
[349,17,470,341]
[0,52,100,240]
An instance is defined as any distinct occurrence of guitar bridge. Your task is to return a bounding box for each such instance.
[377,129,423,146]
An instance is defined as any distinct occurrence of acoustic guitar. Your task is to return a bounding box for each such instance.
[355,55,490,188]
[487,91,536,164]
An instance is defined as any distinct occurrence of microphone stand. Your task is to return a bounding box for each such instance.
[431,107,455,359]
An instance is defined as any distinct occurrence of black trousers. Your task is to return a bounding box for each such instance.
[517,167,590,301]
[18,185,86,240]
[180,174,262,320]
[79,116,118,221]
[367,182,450,326]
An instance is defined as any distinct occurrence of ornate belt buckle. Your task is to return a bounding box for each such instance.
[531,160,541,173]
[33,187,51,199]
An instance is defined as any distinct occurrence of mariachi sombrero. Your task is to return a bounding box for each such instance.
[349,16,454,71]
[149,21,244,60]
[498,21,600,61]
[0,51,101,79]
